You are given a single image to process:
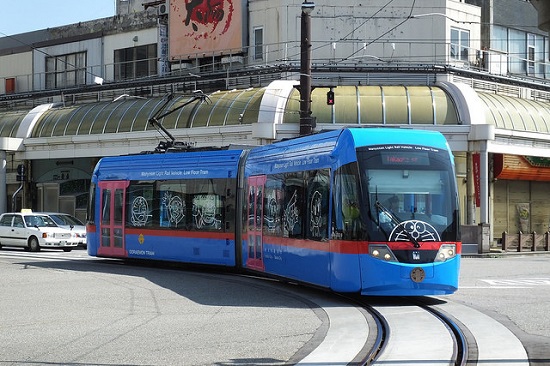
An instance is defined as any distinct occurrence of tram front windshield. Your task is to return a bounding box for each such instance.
[357,145,458,242]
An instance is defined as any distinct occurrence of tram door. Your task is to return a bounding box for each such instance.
[246,176,266,271]
[97,181,128,257]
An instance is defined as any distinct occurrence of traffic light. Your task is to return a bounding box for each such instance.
[326,90,335,105]
[16,164,26,182]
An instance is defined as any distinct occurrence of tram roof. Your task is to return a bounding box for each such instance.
[93,148,245,181]
[245,127,452,176]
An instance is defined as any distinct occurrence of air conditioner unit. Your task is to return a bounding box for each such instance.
[158,1,169,16]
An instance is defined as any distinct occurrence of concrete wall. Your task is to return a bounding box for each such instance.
[531,0,550,32]
[495,0,539,33]
[117,0,149,15]
[248,0,481,66]
[0,52,32,94]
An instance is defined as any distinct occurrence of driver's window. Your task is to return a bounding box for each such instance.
[333,164,361,240]
[377,194,401,213]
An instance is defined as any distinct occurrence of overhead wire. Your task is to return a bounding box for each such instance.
[340,0,417,62]
[280,0,400,62]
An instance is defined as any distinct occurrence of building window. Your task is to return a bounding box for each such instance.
[509,29,527,74]
[527,33,536,74]
[254,27,264,60]
[491,25,508,53]
[450,28,470,62]
[114,44,158,81]
[45,52,87,89]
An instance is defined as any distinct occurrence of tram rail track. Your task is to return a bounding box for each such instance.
[358,303,388,365]
[415,298,470,366]
[343,294,472,366]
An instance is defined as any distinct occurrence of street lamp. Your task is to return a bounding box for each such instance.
[299,1,315,136]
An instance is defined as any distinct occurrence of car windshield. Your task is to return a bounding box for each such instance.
[50,214,83,226]
[24,215,58,228]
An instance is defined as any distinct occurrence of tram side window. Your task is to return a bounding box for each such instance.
[158,181,187,229]
[306,169,329,241]
[102,189,111,224]
[127,182,154,227]
[114,189,124,225]
[224,182,236,233]
[189,179,224,231]
[88,183,96,225]
[264,174,284,237]
[126,179,227,231]
[247,185,255,232]
[333,164,361,240]
[283,172,304,238]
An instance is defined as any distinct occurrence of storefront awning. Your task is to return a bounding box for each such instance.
[31,88,265,138]
[0,110,27,137]
[478,92,550,132]
[494,154,550,181]
[3,82,550,141]
[284,85,460,125]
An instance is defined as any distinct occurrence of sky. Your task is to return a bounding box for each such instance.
[0,0,116,37]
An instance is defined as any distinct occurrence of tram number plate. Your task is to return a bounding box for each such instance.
[410,267,426,283]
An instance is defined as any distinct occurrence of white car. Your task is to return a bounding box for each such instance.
[0,212,78,252]
[43,212,87,248]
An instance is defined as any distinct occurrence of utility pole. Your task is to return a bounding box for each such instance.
[299,1,315,136]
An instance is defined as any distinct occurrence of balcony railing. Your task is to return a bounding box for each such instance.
[2,40,550,98]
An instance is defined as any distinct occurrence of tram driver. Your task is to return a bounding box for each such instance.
[379,195,400,224]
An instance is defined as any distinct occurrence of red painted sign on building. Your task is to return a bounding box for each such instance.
[473,153,481,208]
[169,0,243,59]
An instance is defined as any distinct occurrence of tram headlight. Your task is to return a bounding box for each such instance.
[434,244,457,262]
[368,244,398,262]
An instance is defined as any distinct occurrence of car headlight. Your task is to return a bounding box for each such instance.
[368,244,398,262]
[434,244,457,262]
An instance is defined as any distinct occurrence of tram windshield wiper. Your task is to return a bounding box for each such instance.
[375,201,421,248]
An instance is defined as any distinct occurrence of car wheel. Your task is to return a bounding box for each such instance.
[63,248,72,252]
[28,236,40,252]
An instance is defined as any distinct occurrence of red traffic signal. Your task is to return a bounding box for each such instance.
[326,90,335,105]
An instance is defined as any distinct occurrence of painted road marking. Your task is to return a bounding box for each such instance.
[482,278,550,286]
[461,278,550,289]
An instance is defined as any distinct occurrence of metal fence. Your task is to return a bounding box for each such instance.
[501,231,550,252]
[3,39,550,97]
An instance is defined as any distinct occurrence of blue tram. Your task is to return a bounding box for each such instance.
[87,128,461,296]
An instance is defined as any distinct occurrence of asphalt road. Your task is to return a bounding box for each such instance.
[1,249,549,365]
[0,249,326,365]
[451,253,550,364]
